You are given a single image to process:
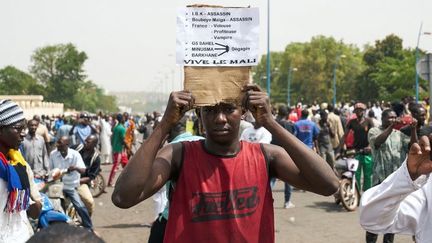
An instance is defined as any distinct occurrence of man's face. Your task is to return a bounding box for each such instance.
[382,111,397,128]
[28,120,39,135]
[56,138,69,156]
[354,108,365,118]
[84,136,96,150]
[200,103,242,144]
[0,121,26,150]
[80,117,89,125]
[414,108,426,126]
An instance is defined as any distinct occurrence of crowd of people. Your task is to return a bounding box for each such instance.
[111,93,432,243]
[2,90,432,243]
[0,103,164,242]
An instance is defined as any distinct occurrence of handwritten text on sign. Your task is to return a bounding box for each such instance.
[176,7,259,66]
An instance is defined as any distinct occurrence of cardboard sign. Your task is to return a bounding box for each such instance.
[184,66,251,106]
[177,7,259,66]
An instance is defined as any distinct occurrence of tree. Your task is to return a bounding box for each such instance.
[30,44,87,108]
[73,81,118,113]
[0,66,45,95]
[355,34,421,102]
[29,43,118,111]
[253,36,364,105]
[252,51,284,93]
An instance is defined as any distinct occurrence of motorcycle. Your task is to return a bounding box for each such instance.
[39,169,80,224]
[31,177,71,231]
[334,150,360,211]
[89,172,106,198]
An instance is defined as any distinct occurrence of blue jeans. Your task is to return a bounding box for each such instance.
[63,188,93,229]
[284,182,292,203]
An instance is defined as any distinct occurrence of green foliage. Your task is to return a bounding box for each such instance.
[27,43,117,111]
[73,81,118,113]
[0,66,45,95]
[356,34,422,102]
[253,36,364,104]
[253,51,284,91]
[30,44,87,108]
[254,34,423,105]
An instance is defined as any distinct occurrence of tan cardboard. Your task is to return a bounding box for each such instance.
[184,66,251,106]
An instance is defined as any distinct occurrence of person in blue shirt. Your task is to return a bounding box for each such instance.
[294,109,320,151]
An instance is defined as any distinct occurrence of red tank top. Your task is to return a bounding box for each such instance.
[164,140,274,243]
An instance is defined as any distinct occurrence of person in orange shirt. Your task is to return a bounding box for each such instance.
[123,112,135,159]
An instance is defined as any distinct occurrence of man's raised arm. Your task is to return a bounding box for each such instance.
[111,91,194,208]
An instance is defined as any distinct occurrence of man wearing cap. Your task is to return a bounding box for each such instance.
[0,99,42,243]
[112,85,339,243]
[339,102,375,192]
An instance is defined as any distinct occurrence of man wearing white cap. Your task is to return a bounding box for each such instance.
[0,99,42,243]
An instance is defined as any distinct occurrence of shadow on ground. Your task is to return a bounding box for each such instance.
[102,223,151,229]
[305,201,348,213]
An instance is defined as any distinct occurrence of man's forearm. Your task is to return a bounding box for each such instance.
[373,127,392,148]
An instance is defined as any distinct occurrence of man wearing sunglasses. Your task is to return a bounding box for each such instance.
[0,99,42,243]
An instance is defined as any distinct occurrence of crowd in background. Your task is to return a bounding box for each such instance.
[14,94,432,243]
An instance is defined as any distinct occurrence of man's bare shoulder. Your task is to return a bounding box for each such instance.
[155,142,184,176]
[260,143,287,161]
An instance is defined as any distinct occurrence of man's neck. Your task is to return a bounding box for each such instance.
[204,139,241,157]
[83,147,94,155]
[29,133,36,138]
[60,150,68,158]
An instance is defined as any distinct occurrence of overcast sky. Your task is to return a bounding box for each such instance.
[1,0,431,93]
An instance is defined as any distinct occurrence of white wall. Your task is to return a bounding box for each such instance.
[0,95,64,119]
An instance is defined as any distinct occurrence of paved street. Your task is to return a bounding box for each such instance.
[92,165,412,243]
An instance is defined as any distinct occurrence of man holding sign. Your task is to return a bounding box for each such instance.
[113,6,338,242]
[112,84,339,242]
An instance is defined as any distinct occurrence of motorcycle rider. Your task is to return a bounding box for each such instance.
[49,136,93,229]
[73,134,101,216]
[338,103,374,192]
